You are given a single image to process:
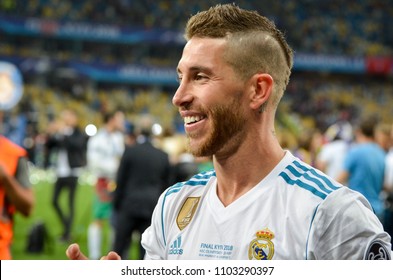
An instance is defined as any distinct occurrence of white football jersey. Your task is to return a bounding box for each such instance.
[141,151,391,260]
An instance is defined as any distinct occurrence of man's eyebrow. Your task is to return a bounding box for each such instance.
[177,66,213,75]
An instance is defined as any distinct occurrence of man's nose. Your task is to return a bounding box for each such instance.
[172,82,193,108]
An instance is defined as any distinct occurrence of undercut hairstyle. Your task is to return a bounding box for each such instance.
[185,4,294,107]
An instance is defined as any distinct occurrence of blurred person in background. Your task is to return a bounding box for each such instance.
[316,121,353,179]
[112,115,171,259]
[293,128,323,168]
[336,116,386,222]
[45,109,87,242]
[124,121,137,148]
[382,123,393,248]
[171,145,199,184]
[86,109,125,259]
[0,112,34,259]
[293,130,314,166]
[375,123,392,153]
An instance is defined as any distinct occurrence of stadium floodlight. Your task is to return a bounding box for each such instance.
[85,124,97,137]
[152,123,163,136]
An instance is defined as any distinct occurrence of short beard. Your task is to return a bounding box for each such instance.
[189,96,246,157]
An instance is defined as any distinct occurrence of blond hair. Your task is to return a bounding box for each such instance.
[185,4,294,107]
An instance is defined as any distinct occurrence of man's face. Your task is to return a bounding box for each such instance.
[173,37,248,157]
[61,110,77,127]
[113,112,125,132]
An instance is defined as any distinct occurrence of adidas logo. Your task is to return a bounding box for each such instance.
[169,235,183,255]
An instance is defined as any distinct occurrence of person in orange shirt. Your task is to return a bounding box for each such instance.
[0,134,34,259]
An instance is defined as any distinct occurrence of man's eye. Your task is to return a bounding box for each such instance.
[195,74,206,80]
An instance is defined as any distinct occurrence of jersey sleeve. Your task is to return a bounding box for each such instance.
[141,190,167,260]
[307,187,391,260]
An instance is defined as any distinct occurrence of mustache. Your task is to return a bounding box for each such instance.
[179,105,208,116]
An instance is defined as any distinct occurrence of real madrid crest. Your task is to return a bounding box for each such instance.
[248,228,275,260]
[176,197,200,230]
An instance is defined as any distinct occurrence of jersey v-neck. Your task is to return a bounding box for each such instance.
[206,151,293,223]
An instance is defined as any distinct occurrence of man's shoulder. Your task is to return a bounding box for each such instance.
[279,154,343,200]
[317,186,374,219]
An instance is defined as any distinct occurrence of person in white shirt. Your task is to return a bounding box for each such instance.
[316,121,353,180]
[382,124,393,249]
[385,148,393,193]
[66,4,391,260]
[86,110,125,259]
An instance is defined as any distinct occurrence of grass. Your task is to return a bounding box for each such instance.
[11,167,138,260]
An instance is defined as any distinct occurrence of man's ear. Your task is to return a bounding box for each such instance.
[248,73,273,112]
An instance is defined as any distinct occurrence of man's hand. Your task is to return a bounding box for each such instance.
[66,243,121,260]
[66,243,88,260]
[100,251,122,260]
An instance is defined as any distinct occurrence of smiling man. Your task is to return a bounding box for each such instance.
[67,4,391,260]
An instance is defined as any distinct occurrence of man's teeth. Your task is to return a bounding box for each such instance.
[184,116,204,124]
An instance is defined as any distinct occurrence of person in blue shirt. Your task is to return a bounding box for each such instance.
[337,116,386,221]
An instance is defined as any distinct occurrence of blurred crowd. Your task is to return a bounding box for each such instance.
[1,71,392,169]
[2,0,392,56]
[0,0,392,68]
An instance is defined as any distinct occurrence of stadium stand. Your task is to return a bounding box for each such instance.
[0,0,392,161]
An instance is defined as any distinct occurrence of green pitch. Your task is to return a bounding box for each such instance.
[11,167,139,260]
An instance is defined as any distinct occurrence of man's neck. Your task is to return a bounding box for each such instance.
[213,140,285,207]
